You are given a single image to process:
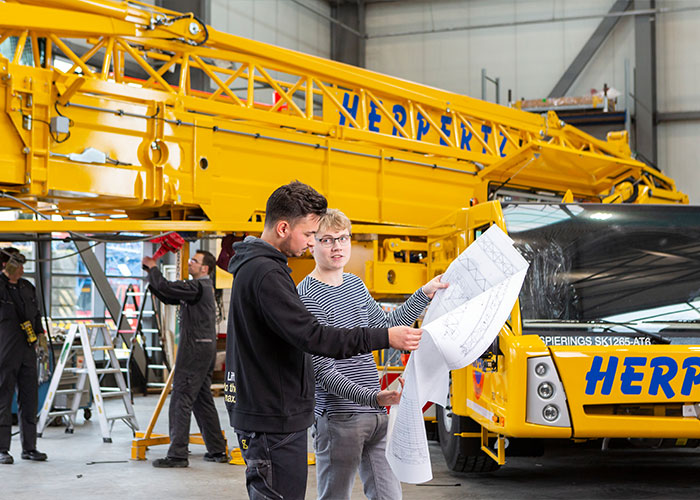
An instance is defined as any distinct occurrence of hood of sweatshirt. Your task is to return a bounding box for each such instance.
[228,235,290,276]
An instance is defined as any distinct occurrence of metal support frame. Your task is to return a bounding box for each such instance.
[157,0,210,91]
[633,0,657,166]
[656,111,700,123]
[549,0,632,97]
[61,40,149,81]
[292,0,364,38]
[330,0,366,67]
[481,68,500,104]
[456,427,506,465]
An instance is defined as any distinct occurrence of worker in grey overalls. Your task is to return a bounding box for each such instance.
[0,248,47,464]
[142,250,227,467]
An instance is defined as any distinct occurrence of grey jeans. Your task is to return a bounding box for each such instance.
[314,412,402,500]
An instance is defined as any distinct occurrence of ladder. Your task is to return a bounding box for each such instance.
[115,284,170,395]
[37,323,139,443]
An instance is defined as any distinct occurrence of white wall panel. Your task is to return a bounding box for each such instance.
[366,0,619,100]
[658,123,700,203]
[656,1,700,203]
[568,16,634,103]
[366,0,699,203]
[210,0,331,58]
[658,3,700,112]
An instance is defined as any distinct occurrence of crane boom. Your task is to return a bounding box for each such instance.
[0,0,686,234]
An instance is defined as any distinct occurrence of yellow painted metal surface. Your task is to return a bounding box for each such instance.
[551,347,700,438]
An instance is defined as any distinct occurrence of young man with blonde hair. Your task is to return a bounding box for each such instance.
[298,209,447,500]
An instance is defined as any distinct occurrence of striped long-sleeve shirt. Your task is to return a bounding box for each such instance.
[297,273,430,416]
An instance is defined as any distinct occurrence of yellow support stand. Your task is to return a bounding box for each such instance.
[229,447,245,465]
[131,365,228,460]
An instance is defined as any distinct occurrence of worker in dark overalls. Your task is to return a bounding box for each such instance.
[142,249,227,468]
[0,248,47,464]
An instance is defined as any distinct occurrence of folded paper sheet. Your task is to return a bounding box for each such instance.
[386,225,529,483]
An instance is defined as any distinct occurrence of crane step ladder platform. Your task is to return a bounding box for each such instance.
[38,323,139,443]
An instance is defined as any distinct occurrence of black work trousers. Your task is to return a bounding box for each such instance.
[167,360,226,459]
[0,346,38,453]
[236,429,308,500]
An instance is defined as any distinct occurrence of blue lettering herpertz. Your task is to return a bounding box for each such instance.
[649,357,677,398]
[584,356,618,395]
[392,104,406,136]
[339,92,359,127]
[583,355,700,396]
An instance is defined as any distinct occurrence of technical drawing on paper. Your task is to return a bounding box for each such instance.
[385,225,529,485]
[388,395,428,465]
[424,225,528,325]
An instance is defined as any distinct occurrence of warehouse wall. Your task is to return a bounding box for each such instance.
[365,0,700,203]
[657,5,700,204]
[366,1,632,104]
[209,0,331,58]
[208,0,331,105]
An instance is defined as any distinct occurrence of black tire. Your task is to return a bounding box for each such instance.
[437,404,500,474]
[83,408,92,420]
[425,419,439,442]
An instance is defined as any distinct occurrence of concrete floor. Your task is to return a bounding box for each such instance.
[4,394,700,499]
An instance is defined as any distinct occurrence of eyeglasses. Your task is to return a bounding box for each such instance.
[316,235,351,248]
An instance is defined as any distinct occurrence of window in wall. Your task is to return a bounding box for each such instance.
[106,241,145,303]
[50,274,102,319]
[106,241,144,278]
[48,237,147,321]
[50,235,103,320]
[51,238,89,274]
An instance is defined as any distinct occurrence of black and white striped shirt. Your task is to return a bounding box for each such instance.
[297,273,430,416]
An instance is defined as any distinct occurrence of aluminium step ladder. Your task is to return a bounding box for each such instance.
[115,284,169,395]
[37,323,139,443]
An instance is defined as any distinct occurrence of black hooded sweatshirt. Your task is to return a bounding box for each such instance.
[224,236,389,433]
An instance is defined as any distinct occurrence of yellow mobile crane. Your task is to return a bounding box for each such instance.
[1,0,698,472]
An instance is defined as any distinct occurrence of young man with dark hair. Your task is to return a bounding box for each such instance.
[0,248,47,464]
[142,249,228,468]
[225,181,422,499]
[298,209,447,500]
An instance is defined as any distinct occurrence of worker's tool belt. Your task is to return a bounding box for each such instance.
[20,319,37,345]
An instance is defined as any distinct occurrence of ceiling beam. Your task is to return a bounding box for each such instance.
[548,0,633,97]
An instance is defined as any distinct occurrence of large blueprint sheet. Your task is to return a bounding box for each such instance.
[386,225,529,483]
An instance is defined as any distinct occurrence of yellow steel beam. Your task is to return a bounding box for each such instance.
[0,220,428,236]
[0,3,137,36]
[0,220,263,233]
